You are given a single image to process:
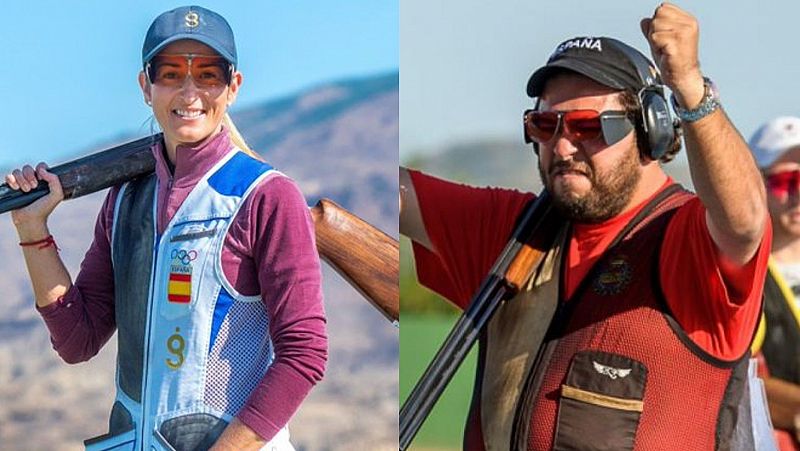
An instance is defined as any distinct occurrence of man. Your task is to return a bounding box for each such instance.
[749,117,800,450]
[401,4,771,450]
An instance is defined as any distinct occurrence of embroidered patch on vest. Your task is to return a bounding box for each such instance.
[593,361,632,379]
[592,255,632,295]
[168,249,196,303]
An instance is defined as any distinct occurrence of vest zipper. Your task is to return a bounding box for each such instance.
[160,178,173,233]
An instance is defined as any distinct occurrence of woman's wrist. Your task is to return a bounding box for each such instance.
[15,221,50,243]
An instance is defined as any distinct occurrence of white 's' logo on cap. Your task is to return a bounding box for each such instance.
[185,11,199,28]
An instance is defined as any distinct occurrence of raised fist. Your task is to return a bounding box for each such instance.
[640,3,704,109]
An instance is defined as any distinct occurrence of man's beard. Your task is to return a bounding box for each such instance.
[539,146,641,223]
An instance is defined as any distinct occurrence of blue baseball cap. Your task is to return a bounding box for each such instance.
[142,6,237,67]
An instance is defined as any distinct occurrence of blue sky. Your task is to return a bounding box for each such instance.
[401,0,800,160]
[0,1,397,167]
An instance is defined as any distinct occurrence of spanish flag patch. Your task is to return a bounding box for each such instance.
[168,271,192,303]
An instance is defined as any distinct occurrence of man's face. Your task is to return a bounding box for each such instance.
[765,147,800,238]
[536,73,641,223]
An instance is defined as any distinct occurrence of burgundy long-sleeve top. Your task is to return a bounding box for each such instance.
[37,129,327,442]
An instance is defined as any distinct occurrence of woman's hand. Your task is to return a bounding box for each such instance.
[209,418,266,451]
[5,163,64,239]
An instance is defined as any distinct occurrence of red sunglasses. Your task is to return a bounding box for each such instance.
[145,53,233,89]
[766,169,800,198]
[523,109,633,147]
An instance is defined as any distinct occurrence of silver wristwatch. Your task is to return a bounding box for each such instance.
[670,77,720,123]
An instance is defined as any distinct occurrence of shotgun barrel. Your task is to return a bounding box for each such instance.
[0,134,160,214]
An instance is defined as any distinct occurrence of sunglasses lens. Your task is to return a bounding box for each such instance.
[525,111,560,143]
[767,170,800,197]
[149,55,230,88]
[563,110,603,141]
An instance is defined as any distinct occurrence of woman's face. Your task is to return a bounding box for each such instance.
[138,40,242,150]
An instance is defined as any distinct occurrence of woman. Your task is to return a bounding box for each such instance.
[6,6,326,451]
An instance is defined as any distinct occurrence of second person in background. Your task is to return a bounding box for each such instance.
[749,116,800,450]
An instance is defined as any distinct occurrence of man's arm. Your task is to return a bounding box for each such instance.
[400,166,433,250]
[642,3,767,266]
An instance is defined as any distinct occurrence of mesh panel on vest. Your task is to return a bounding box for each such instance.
[204,300,273,415]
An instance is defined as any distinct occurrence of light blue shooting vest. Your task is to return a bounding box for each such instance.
[85,149,294,451]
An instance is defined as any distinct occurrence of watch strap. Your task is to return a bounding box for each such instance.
[670,77,720,123]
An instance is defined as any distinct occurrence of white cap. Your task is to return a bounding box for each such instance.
[748,116,800,169]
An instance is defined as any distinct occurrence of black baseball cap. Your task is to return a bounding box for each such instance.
[142,6,237,67]
[526,36,660,97]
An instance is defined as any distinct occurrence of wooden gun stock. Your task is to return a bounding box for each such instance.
[0,134,398,324]
[310,199,399,323]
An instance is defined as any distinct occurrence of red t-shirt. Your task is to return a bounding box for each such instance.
[410,170,771,361]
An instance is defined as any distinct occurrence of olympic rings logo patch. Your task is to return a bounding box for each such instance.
[171,249,198,265]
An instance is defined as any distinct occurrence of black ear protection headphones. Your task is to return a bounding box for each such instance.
[524,41,681,161]
[613,42,679,161]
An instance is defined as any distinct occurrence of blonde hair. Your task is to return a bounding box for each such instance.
[223,113,262,160]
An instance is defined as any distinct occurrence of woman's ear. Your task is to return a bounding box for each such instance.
[226,71,243,106]
[138,71,152,106]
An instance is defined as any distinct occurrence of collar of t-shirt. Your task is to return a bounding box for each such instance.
[564,178,674,301]
[151,127,234,234]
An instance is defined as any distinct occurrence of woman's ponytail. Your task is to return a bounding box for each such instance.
[223,113,262,160]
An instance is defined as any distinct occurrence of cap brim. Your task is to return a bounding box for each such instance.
[526,59,628,97]
[752,143,800,169]
[143,33,236,66]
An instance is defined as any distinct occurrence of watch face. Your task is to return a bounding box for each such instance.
[704,77,719,100]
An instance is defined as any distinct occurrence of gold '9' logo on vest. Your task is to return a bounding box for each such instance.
[166,327,186,370]
[185,11,199,28]
[592,255,632,295]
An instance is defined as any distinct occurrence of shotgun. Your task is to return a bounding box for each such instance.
[0,134,399,323]
[399,191,560,450]
[310,199,399,323]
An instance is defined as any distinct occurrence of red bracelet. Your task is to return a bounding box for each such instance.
[19,235,60,251]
